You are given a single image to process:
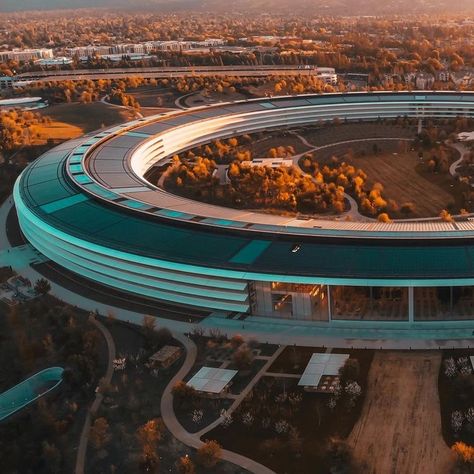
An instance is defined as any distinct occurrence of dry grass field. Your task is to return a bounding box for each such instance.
[349,351,454,474]
[30,120,83,143]
[347,151,459,217]
[128,86,181,107]
[39,102,136,133]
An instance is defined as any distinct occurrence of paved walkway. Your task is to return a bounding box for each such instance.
[195,345,286,439]
[448,142,468,177]
[349,351,454,474]
[75,316,116,474]
[160,331,276,474]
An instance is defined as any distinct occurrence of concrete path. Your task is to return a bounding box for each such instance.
[174,91,197,109]
[349,351,454,474]
[75,316,116,474]
[291,133,413,152]
[160,331,276,474]
[449,142,469,177]
[195,345,286,439]
[100,95,143,119]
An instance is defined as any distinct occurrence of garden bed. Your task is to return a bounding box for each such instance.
[438,349,474,446]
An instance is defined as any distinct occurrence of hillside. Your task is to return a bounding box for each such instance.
[1,0,473,14]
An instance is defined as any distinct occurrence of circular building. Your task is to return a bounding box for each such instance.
[13,91,474,325]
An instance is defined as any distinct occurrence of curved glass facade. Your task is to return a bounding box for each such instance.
[14,92,474,325]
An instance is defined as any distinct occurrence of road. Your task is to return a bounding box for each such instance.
[17,65,317,82]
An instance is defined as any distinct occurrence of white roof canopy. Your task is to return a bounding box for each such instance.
[187,366,238,394]
[298,353,349,387]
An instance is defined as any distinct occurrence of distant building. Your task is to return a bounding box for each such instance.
[242,157,294,168]
[0,48,53,62]
[318,72,338,85]
[0,76,13,90]
[36,57,73,66]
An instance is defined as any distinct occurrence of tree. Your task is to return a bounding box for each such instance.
[172,381,197,407]
[176,455,196,474]
[196,440,222,468]
[440,209,453,223]
[137,419,164,473]
[89,417,110,449]
[34,278,51,296]
[339,358,360,384]
[42,441,62,474]
[377,212,391,223]
[452,441,474,465]
[232,343,254,370]
[323,437,356,474]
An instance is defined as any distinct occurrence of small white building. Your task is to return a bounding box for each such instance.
[242,157,294,169]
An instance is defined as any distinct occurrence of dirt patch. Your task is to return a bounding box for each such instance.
[349,351,454,474]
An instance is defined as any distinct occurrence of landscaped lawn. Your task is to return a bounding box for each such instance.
[207,349,374,474]
[345,150,461,218]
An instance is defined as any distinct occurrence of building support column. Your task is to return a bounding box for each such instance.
[408,287,414,323]
[327,285,332,324]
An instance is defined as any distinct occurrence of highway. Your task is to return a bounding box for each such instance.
[16,65,317,82]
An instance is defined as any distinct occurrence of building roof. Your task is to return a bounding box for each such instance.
[187,367,238,393]
[298,353,349,387]
[149,345,181,362]
[16,92,474,285]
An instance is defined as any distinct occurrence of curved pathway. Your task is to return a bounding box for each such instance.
[160,331,277,474]
[174,91,198,109]
[449,142,469,177]
[75,315,116,474]
[349,351,454,474]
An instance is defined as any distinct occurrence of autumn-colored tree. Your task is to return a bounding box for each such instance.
[377,212,391,223]
[90,417,110,449]
[196,440,222,468]
[440,209,453,222]
[176,455,196,474]
[452,442,474,464]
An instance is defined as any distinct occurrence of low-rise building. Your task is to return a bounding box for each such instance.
[0,48,53,62]
[148,345,182,369]
[0,76,13,90]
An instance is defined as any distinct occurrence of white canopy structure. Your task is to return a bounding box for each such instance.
[187,367,238,394]
[298,353,349,388]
